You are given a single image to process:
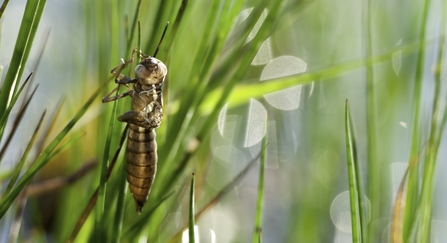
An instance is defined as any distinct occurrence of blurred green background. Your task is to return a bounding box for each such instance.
[0,0,446,242]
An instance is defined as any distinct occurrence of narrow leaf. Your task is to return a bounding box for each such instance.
[4,110,46,195]
[0,0,46,114]
[189,172,195,243]
[252,116,267,243]
[0,84,39,163]
[345,99,363,243]
[0,72,33,139]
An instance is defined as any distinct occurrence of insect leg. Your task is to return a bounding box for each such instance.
[115,75,138,85]
[102,90,131,103]
[110,48,140,83]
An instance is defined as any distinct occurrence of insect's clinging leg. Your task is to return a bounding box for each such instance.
[110,48,139,74]
[110,48,142,83]
[102,90,131,103]
[115,75,138,85]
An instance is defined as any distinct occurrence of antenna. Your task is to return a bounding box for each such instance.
[153,21,169,58]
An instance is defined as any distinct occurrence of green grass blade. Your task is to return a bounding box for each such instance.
[95,90,118,242]
[363,0,379,241]
[4,110,46,195]
[391,153,420,243]
[252,118,267,243]
[189,173,195,243]
[45,131,86,163]
[0,80,107,218]
[168,0,188,48]
[0,72,33,139]
[0,83,38,162]
[95,84,121,242]
[433,0,447,146]
[0,0,46,114]
[0,0,10,19]
[345,99,363,243]
[138,21,141,61]
[404,0,432,239]
[197,38,425,116]
[417,2,445,240]
[126,0,142,52]
[110,150,127,243]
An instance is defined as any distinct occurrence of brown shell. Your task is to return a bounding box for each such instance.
[126,124,157,213]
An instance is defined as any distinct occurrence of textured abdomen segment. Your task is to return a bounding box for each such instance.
[126,124,157,213]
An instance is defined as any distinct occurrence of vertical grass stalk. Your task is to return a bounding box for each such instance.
[189,172,196,243]
[95,85,120,242]
[416,0,445,240]
[252,116,267,243]
[0,0,46,114]
[362,0,377,241]
[345,100,364,243]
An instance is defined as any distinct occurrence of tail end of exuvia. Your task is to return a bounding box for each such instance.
[136,201,145,214]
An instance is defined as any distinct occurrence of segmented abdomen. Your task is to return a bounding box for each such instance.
[126,124,157,213]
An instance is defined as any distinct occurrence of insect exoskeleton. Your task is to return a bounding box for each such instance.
[102,23,169,213]
[126,124,158,213]
[135,57,168,86]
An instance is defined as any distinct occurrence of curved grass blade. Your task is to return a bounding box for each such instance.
[0,80,108,218]
[66,125,128,243]
[4,109,46,195]
[345,99,363,243]
[0,0,9,19]
[197,39,426,116]
[45,131,86,163]
[0,0,46,114]
[252,119,267,243]
[391,152,421,243]
[189,172,196,243]
[34,97,65,155]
